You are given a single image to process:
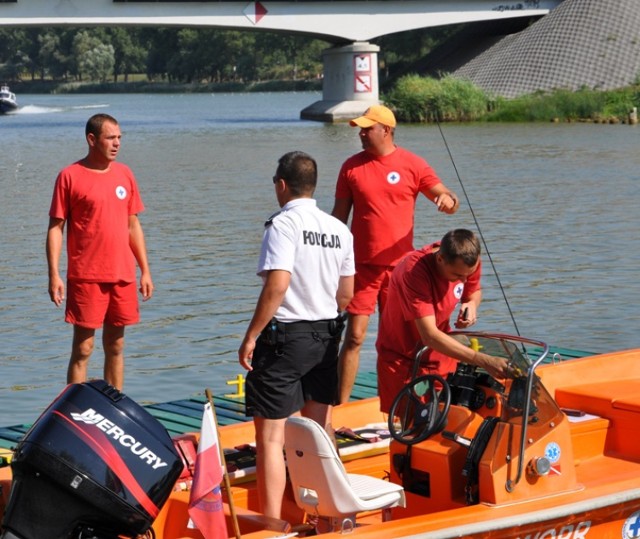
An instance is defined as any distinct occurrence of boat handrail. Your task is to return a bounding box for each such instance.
[507,339,549,491]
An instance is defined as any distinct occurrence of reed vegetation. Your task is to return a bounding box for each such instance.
[386,74,488,122]
[385,74,640,124]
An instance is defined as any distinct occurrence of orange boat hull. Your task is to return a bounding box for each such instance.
[145,348,640,538]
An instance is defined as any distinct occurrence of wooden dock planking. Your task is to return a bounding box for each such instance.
[0,345,595,450]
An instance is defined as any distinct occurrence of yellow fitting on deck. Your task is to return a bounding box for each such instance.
[0,450,12,467]
[470,338,483,352]
[225,374,246,398]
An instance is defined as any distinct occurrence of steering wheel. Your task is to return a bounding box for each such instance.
[388,374,451,445]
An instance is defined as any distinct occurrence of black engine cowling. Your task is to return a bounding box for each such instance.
[1,380,183,539]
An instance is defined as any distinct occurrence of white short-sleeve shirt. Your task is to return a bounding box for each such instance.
[258,198,355,322]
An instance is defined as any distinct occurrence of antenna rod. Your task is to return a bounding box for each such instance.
[435,119,521,337]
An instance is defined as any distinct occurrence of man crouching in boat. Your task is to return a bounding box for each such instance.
[377,229,510,414]
[239,151,355,519]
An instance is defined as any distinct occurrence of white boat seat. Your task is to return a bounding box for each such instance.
[284,416,405,527]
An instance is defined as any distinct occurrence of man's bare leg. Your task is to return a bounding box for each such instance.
[103,324,125,390]
[337,314,370,404]
[254,417,287,519]
[67,325,96,385]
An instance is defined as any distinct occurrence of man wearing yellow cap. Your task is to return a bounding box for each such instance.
[332,104,460,404]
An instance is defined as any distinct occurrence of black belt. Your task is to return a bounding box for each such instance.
[275,319,334,333]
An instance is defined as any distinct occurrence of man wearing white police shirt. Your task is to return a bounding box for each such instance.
[239,150,355,520]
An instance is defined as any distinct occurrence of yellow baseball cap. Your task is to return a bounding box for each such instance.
[349,105,397,128]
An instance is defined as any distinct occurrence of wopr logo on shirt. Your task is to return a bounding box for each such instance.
[386,171,401,185]
[115,186,127,200]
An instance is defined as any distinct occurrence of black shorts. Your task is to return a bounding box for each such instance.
[245,321,341,419]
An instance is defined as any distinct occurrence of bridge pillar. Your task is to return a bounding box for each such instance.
[301,42,380,123]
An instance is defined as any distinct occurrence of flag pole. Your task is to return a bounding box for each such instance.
[205,388,242,539]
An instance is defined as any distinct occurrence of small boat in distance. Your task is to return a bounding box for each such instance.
[0,85,18,114]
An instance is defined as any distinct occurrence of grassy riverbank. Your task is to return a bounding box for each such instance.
[10,79,322,95]
[386,75,640,124]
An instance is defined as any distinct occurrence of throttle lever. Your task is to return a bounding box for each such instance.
[442,430,472,447]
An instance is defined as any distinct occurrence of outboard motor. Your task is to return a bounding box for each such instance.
[1,380,183,539]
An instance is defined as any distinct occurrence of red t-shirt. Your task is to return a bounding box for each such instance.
[335,146,442,266]
[49,161,145,283]
[376,243,481,411]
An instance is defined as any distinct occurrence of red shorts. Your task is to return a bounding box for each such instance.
[66,281,139,329]
[377,351,458,414]
[346,264,394,316]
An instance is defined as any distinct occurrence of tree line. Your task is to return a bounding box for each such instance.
[0,26,454,86]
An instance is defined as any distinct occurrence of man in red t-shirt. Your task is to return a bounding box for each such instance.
[376,229,510,413]
[46,113,153,390]
[332,104,460,404]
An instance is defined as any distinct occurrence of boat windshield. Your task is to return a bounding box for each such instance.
[450,332,561,489]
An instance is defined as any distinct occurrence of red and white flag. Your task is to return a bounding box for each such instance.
[188,402,228,539]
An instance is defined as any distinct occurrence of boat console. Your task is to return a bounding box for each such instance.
[388,332,580,516]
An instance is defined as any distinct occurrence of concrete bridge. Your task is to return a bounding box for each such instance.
[0,0,563,120]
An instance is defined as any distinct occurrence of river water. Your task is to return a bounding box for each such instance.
[1,92,639,426]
